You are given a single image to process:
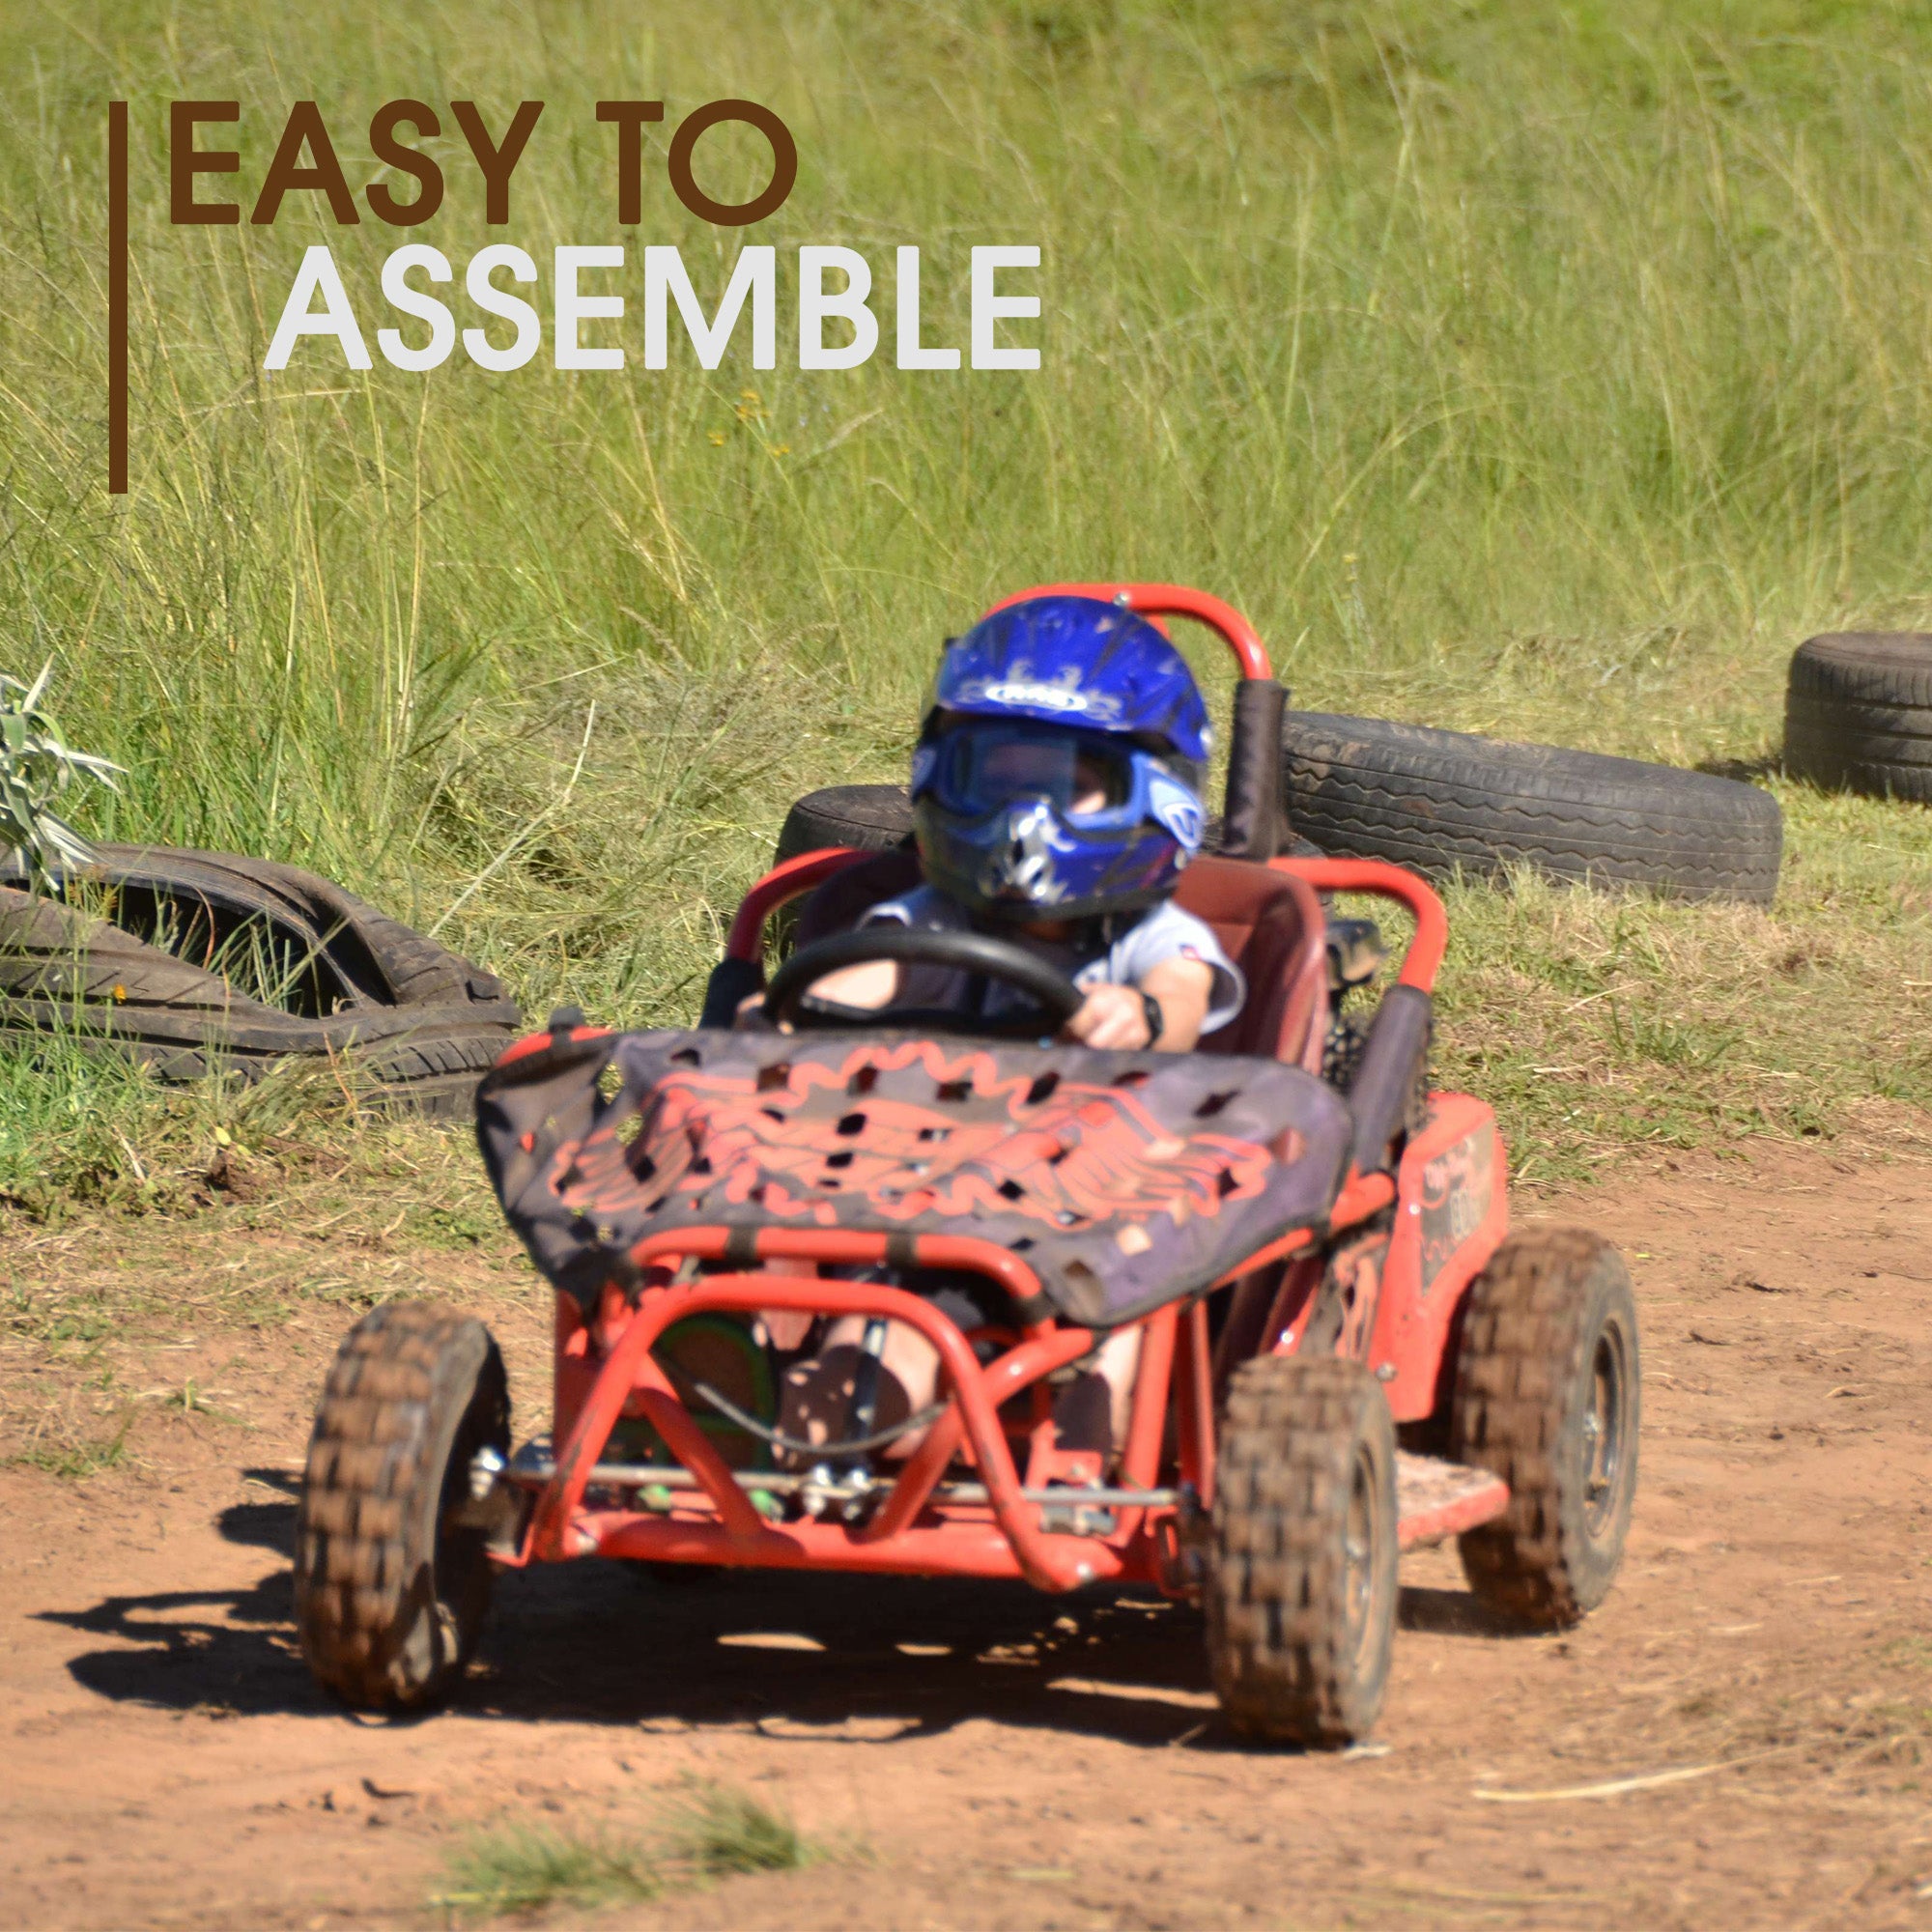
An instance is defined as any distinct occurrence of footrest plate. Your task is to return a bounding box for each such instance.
[1396,1452,1509,1549]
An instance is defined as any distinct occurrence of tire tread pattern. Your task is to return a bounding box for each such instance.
[1449,1228,1637,1627]
[295,1301,506,1710]
[1207,1354,1396,1747]
[1280,713,1782,903]
[1784,634,1932,802]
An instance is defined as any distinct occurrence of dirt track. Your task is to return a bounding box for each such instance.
[4,1143,1931,1930]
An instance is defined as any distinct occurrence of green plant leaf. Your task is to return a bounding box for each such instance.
[0,662,122,889]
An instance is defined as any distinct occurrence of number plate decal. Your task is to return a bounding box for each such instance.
[1419,1124,1494,1295]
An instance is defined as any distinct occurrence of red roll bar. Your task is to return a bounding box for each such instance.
[1270,856,1449,992]
[982,582,1273,681]
[724,846,868,962]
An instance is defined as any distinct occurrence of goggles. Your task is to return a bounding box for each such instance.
[916,722,1133,820]
[913,719,1205,849]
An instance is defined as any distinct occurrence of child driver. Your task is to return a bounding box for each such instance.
[778,594,1245,1466]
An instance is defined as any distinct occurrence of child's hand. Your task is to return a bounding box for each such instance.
[1062,956,1214,1052]
[1064,982,1156,1050]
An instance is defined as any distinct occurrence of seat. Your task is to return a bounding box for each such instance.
[1172,856,1328,1073]
[791,849,1328,1074]
[793,849,922,952]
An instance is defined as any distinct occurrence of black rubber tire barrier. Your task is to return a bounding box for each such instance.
[1206,1353,1399,1747]
[1783,633,1932,804]
[0,843,523,1115]
[296,1301,510,1710]
[1449,1227,1641,1628]
[775,784,919,865]
[1279,712,1782,904]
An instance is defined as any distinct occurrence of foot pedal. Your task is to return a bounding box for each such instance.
[1396,1452,1508,1549]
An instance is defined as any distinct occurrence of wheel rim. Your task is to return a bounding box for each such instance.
[1579,1318,1630,1539]
[1342,1440,1384,1667]
[424,1381,504,1676]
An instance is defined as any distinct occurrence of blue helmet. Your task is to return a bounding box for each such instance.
[910,595,1211,923]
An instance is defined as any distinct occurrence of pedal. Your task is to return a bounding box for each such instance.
[1395,1452,1508,1549]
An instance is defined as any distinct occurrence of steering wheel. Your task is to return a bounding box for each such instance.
[761,926,1085,1038]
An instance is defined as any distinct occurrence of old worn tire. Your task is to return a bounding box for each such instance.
[1450,1228,1639,1627]
[295,1302,509,1711]
[775,785,917,865]
[1783,633,1932,803]
[1280,712,1782,903]
[0,844,522,1114]
[1207,1354,1398,1747]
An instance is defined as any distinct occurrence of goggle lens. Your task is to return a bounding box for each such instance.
[931,726,1129,819]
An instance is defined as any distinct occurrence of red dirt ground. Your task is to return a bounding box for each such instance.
[3,1141,1930,1931]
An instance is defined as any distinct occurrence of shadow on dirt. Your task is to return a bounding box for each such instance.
[41,1466,1512,1748]
[1395,1586,1535,1639]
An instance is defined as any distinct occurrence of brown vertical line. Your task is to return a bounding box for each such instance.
[107,100,128,495]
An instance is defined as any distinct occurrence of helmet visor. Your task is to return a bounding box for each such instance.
[922,722,1133,822]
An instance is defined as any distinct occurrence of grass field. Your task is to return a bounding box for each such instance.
[0,0,1928,1206]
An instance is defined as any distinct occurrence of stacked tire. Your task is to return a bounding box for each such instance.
[0,844,522,1115]
[775,785,917,866]
[1784,633,1932,803]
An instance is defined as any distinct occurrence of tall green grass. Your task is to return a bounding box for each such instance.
[0,0,1927,1176]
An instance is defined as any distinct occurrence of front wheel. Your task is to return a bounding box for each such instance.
[295,1301,509,1711]
[1450,1227,1640,1627]
[1206,1354,1398,1747]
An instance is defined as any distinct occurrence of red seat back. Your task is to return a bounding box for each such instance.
[793,850,922,952]
[1172,856,1328,1072]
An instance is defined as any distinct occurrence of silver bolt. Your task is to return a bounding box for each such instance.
[469,1444,506,1502]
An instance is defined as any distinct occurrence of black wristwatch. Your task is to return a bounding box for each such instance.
[1139,988,1165,1047]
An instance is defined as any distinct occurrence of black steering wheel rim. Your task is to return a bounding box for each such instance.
[762,925,1085,1037]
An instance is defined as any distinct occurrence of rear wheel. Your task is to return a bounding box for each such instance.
[1206,1354,1398,1747]
[1450,1228,1639,1626]
[295,1302,509,1711]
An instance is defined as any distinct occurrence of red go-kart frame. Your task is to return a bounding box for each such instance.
[481,583,1513,1595]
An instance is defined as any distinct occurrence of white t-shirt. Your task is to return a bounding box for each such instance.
[863,885,1246,1036]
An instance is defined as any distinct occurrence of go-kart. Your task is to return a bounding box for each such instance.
[291,583,1640,1746]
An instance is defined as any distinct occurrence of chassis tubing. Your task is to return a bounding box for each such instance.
[517,845,1442,1586]
[624,1223,1049,1312]
[720,851,1449,996]
[726,846,867,965]
[582,1510,1134,1582]
[528,1273,1107,1590]
[1268,856,1448,992]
